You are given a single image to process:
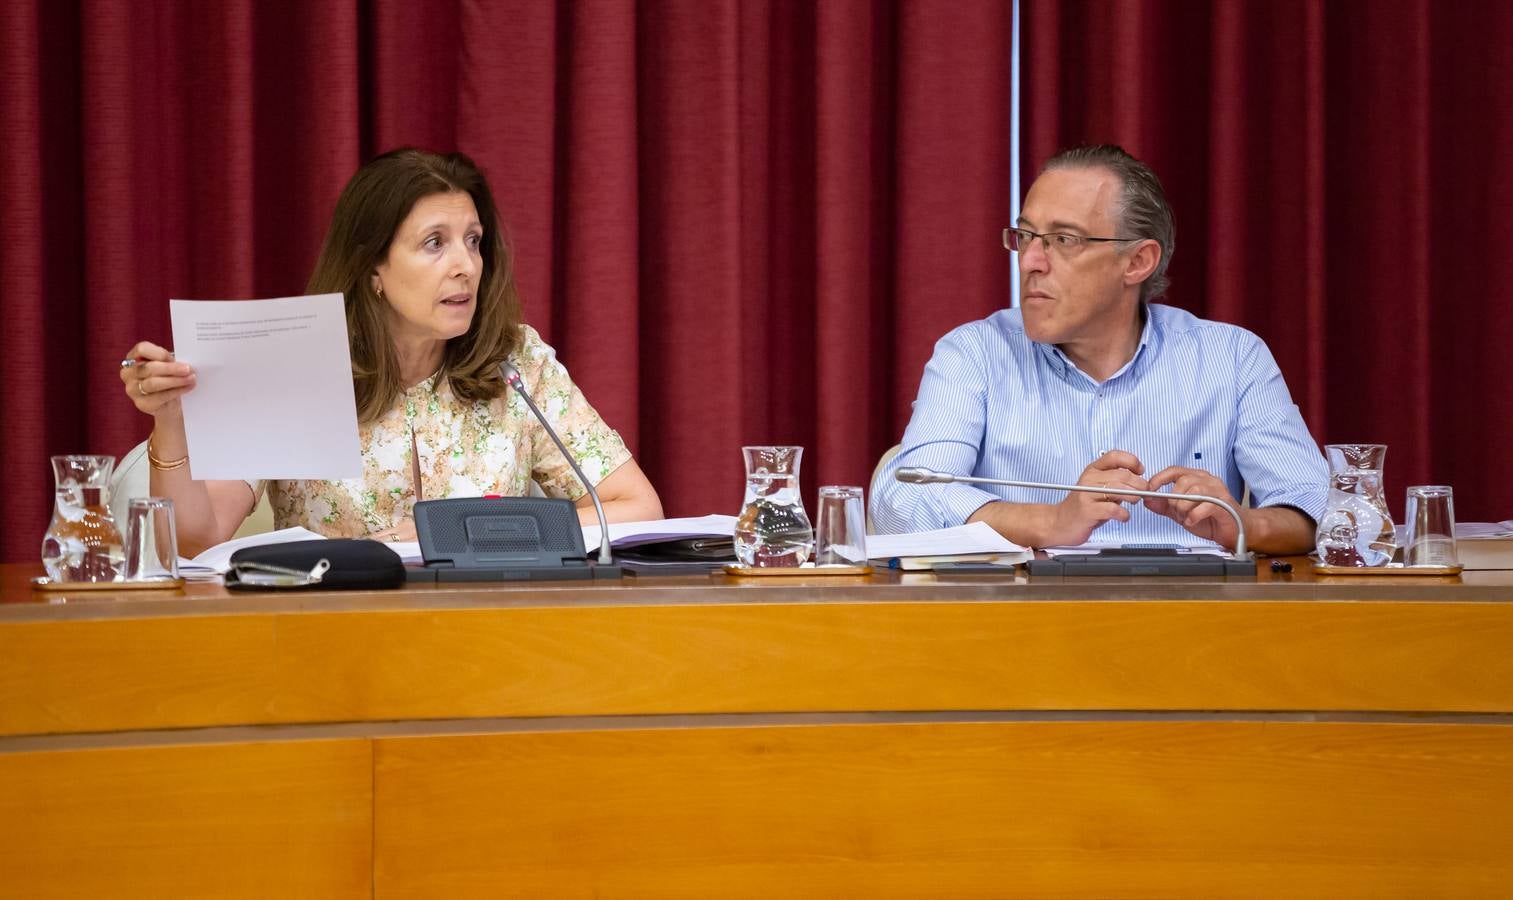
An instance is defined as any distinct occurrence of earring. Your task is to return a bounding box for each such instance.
[375,284,384,296]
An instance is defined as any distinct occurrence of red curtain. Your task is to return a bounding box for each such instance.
[1024,0,1513,524]
[0,1,1014,561]
[9,2,1507,565]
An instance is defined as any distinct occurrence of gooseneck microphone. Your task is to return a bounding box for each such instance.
[501,362,613,565]
[895,466,1251,559]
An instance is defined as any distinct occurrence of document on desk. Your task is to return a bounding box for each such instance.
[865,522,1026,560]
[178,526,328,578]
[170,294,362,480]
[582,514,739,551]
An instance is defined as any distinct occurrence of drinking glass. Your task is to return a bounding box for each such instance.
[123,497,180,581]
[1402,485,1457,567]
[814,486,867,567]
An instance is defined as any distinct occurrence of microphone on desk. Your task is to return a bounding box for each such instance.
[501,362,614,565]
[894,466,1251,559]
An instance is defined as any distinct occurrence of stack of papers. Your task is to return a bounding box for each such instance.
[865,522,1030,570]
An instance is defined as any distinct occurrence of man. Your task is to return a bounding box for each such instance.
[873,144,1326,553]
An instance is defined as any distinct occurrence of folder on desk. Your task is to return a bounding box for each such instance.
[885,552,1030,571]
[1456,538,1513,571]
[617,536,736,574]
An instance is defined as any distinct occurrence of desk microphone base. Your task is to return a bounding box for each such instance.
[406,562,623,583]
[1028,549,1256,577]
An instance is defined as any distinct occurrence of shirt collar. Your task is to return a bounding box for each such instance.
[1032,303,1159,388]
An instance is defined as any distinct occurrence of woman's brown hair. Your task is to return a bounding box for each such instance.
[307,148,523,423]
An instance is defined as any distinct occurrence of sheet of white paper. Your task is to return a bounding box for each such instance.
[1451,522,1513,540]
[581,514,739,552]
[171,294,362,480]
[865,522,1025,560]
[178,526,328,574]
[389,541,423,564]
[1392,522,1513,542]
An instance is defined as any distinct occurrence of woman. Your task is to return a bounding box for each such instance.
[120,149,662,556]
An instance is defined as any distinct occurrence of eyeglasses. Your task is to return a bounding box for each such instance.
[1003,226,1139,258]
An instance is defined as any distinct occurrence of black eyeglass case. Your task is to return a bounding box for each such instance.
[224,539,407,591]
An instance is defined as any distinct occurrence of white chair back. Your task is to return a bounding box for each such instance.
[866,444,902,534]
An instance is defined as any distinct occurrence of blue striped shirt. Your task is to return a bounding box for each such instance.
[873,304,1329,546]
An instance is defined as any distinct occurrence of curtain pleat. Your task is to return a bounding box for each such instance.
[1,1,51,550]
[815,1,888,491]
[552,0,644,451]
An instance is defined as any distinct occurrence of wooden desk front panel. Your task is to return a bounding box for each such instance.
[7,598,1513,737]
[7,572,1513,896]
[0,738,372,900]
[373,720,1513,899]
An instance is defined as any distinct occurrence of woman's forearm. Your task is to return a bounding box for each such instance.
[575,459,664,525]
[146,419,250,556]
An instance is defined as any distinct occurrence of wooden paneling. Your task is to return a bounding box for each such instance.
[0,614,281,735]
[5,569,1512,895]
[7,598,1513,736]
[0,739,372,900]
[288,600,1511,717]
[374,721,1513,899]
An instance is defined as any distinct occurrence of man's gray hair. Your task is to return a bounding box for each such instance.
[1043,144,1175,302]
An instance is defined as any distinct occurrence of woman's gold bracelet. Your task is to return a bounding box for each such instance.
[147,441,190,471]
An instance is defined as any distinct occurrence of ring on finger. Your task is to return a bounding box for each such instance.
[138,379,149,397]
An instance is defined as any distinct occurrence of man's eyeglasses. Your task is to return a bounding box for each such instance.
[1003,226,1140,258]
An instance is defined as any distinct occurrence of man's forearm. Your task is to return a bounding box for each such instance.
[967,500,1064,549]
[1242,506,1317,555]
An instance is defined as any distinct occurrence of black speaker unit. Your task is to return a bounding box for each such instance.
[407,496,622,582]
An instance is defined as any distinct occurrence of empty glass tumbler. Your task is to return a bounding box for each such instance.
[124,497,180,581]
[734,446,814,567]
[1402,485,1457,567]
[814,486,867,566]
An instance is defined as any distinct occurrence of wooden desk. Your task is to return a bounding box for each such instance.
[3,563,1512,898]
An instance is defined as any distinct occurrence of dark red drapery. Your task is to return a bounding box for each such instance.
[1,0,1014,561]
[1024,0,1513,525]
[5,1,1510,563]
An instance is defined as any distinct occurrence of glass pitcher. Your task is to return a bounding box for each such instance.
[41,455,125,582]
[1315,443,1396,567]
[734,446,814,567]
